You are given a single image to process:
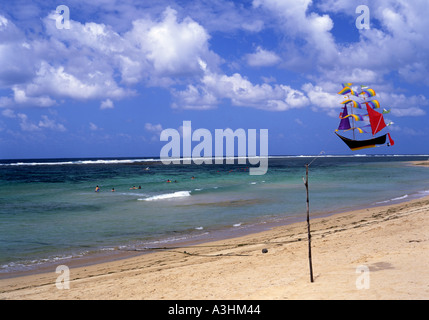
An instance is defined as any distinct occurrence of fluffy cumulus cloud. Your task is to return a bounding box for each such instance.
[315,0,429,84]
[127,7,212,76]
[1,109,66,132]
[205,72,309,111]
[144,122,164,141]
[0,3,312,114]
[0,13,128,108]
[100,99,114,110]
[245,46,281,67]
[173,67,309,111]
[380,93,427,117]
[302,83,339,116]
[144,123,163,133]
[38,115,66,132]
[171,84,218,110]
[253,0,338,69]
[0,6,219,110]
[255,0,428,117]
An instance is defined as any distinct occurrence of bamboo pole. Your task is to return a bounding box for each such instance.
[304,164,314,283]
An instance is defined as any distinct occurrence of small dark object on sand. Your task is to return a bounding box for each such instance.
[262,248,268,254]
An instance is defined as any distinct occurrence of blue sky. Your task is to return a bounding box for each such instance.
[0,0,428,159]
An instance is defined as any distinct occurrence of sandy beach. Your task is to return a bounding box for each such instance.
[1,189,428,300]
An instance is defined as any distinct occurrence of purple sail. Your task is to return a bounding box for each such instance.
[338,106,351,130]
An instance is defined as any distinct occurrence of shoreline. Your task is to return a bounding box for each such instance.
[1,193,428,299]
[0,205,342,280]
[408,160,429,167]
[1,178,426,281]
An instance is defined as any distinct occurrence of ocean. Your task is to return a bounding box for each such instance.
[1,155,429,276]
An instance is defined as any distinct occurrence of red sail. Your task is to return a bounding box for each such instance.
[366,104,386,135]
[388,133,395,146]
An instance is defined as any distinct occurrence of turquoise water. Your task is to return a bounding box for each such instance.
[1,155,429,274]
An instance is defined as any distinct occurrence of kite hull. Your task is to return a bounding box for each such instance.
[335,132,387,151]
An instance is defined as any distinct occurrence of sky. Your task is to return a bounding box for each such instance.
[0,0,428,159]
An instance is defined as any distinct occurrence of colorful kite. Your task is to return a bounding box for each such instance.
[335,85,395,151]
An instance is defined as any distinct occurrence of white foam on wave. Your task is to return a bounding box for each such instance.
[375,199,390,204]
[119,192,147,197]
[0,251,89,273]
[0,158,158,166]
[391,194,408,201]
[375,194,409,204]
[4,161,76,166]
[138,191,191,201]
[139,231,210,247]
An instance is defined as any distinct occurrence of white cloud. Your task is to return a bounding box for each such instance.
[144,123,163,133]
[144,122,163,141]
[302,82,428,118]
[28,62,129,101]
[89,122,99,131]
[391,107,426,117]
[0,7,219,108]
[172,84,218,110]
[134,7,210,75]
[378,92,427,117]
[100,99,114,110]
[122,6,220,86]
[241,20,264,32]
[319,68,382,87]
[0,16,39,88]
[245,46,281,67]
[173,68,309,111]
[317,0,429,86]
[180,0,265,33]
[17,113,40,132]
[295,118,304,126]
[0,1,427,125]
[2,109,16,118]
[253,0,338,68]
[302,83,339,116]
[0,14,131,107]
[4,111,66,132]
[389,125,425,136]
[0,15,8,29]
[11,86,56,107]
[38,115,66,132]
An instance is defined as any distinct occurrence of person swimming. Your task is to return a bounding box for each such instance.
[95,185,100,192]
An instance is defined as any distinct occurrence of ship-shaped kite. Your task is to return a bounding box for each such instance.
[335,84,395,151]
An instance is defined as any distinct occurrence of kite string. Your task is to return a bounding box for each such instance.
[308,150,325,167]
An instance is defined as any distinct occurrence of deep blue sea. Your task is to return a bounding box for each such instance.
[1,155,429,276]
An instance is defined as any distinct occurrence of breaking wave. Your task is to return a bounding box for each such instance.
[138,191,191,201]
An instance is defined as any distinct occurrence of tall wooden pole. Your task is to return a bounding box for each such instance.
[305,164,314,283]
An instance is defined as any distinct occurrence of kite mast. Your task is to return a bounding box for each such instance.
[304,163,314,283]
[350,102,356,140]
[302,152,324,283]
